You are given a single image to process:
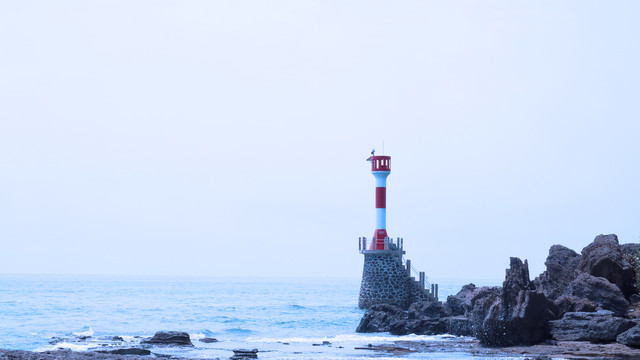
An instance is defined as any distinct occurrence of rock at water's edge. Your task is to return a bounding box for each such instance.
[475,258,557,347]
[562,273,629,316]
[356,304,407,333]
[142,331,193,346]
[106,348,151,356]
[549,310,635,343]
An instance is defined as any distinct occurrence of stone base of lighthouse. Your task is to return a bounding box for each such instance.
[358,252,431,310]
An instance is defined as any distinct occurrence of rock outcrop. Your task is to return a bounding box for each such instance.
[617,324,640,348]
[142,331,193,346]
[356,233,640,348]
[474,258,557,347]
[356,304,407,333]
[578,234,637,299]
[562,272,628,316]
[549,310,635,343]
[533,245,581,301]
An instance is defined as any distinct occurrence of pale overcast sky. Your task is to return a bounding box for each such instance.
[1,1,639,282]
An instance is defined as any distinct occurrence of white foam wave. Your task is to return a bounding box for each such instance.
[72,327,94,338]
[246,333,459,344]
[190,332,206,340]
[36,342,92,352]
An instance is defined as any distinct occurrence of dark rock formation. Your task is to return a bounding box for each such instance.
[355,233,640,349]
[105,348,151,355]
[356,301,473,336]
[475,258,557,347]
[563,273,628,316]
[356,304,407,333]
[554,294,597,314]
[617,324,640,348]
[549,310,635,343]
[142,331,193,346]
[232,349,258,359]
[408,300,450,320]
[443,316,474,336]
[533,245,581,301]
[446,283,477,316]
[199,337,218,343]
[390,318,445,336]
[578,234,637,299]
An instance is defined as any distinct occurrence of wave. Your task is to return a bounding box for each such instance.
[225,328,254,334]
[36,342,93,352]
[246,333,460,344]
[72,326,94,338]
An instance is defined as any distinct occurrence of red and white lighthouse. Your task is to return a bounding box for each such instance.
[367,152,391,250]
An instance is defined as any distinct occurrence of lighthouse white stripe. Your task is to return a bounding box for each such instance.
[373,171,390,187]
[376,208,386,229]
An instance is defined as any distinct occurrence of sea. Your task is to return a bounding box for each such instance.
[0,275,516,360]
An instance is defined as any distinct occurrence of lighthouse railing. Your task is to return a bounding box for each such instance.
[358,237,404,255]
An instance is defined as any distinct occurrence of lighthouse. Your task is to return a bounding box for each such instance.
[358,150,438,309]
[367,151,391,250]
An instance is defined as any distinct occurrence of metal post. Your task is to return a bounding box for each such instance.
[406,259,411,274]
[359,237,361,251]
[435,284,439,301]
[431,284,435,297]
[419,272,425,289]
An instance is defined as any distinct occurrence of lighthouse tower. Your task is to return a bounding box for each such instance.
[368,153,391,250]
[358,150,438,309]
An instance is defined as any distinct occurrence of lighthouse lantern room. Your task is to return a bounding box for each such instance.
[367,152,391,250]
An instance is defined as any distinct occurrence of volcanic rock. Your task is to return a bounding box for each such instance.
[549,310,635,343]
[563,273,629,316]
[554,294,597,314]
[446,283,478,316]
[533,245,581,301]
[142,331,193,346]
[106,348,151,355]
[577,234,636,299]
[356,304,407,333]
[199,337,218,343]
[475,258,557,347]
[408,300,451,320]
[617,324,640,348]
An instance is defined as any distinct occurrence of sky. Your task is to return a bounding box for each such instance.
[1,1,639,283]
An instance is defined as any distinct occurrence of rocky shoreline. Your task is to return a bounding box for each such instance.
[357,234,640,354]
[6,338,640,360]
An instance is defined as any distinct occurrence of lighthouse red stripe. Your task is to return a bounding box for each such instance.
[375,187,386,208]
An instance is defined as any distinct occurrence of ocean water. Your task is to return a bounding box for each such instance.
[0,275,509,359]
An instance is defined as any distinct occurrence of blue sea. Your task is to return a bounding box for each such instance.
[0,275,512,359]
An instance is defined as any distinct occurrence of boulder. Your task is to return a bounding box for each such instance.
[549,310,635,343]
[443,316,474,336]
[563,273,628,316]
[446,283,477,316]
[200,337,218,343]
[475,258,557,347]
[617,324,640,348]
[578,234,637,299]
[356,304,406,333]
[408,301,451,320]
[142,331,193,346]
[533,245,581,301]
[554,294,597,314]
[392,318,445,335]
[107,348,151,355]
